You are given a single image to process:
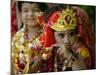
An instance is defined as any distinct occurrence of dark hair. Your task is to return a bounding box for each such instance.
[43,4,66,22]
[17,1,48,12]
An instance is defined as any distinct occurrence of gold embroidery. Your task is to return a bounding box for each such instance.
[51,6,77,31]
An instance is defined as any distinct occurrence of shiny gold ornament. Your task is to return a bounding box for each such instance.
[12,25,43,74]
[51,6,77,31]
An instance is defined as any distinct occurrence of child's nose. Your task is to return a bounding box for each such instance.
[28,11,33,16]
[64,36,69,44]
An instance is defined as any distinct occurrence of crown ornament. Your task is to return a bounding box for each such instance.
[51,6,77,31]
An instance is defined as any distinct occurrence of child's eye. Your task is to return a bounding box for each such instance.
[68,32,75,37]
[58,33,65,38]
[32,8,40,12]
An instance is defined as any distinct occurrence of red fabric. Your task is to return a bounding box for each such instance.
[43,26,55,47]
[40,11,60,47]
[11,2,18,37]
[39,29,55,72]
[48,11,60,22]
[37,15,46,27]
[73,6,95,68]
[39,14,57,72]
[48,11,60,26]
[39,11,60,47]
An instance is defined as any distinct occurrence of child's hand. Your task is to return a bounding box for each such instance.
[52,44,72,58]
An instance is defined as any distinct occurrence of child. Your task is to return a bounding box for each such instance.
[43,5,95,71]
[11,1,49,74]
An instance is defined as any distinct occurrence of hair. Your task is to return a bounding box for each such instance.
[17,1,48,12]
[17,1,48,29]
[43,4,66,22]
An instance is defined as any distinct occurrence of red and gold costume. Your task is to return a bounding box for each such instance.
[11,5,95,74]
[42,6,95,70]
[11,24,54,74]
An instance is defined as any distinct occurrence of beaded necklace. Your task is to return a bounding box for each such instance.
[17,25,43,73]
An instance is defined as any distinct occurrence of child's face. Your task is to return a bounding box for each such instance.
[21,3,43,27]
[54,29,77,46]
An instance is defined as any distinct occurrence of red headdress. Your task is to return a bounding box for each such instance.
[38,11,60,47]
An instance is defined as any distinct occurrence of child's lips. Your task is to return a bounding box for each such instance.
[27,18,35,21]
[27,19,34,21]
[64,43,71,49]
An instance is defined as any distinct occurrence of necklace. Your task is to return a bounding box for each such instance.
[13,25,43,74]
[25,27,44,57]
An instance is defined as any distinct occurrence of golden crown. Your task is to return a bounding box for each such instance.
[51,6,77,31]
